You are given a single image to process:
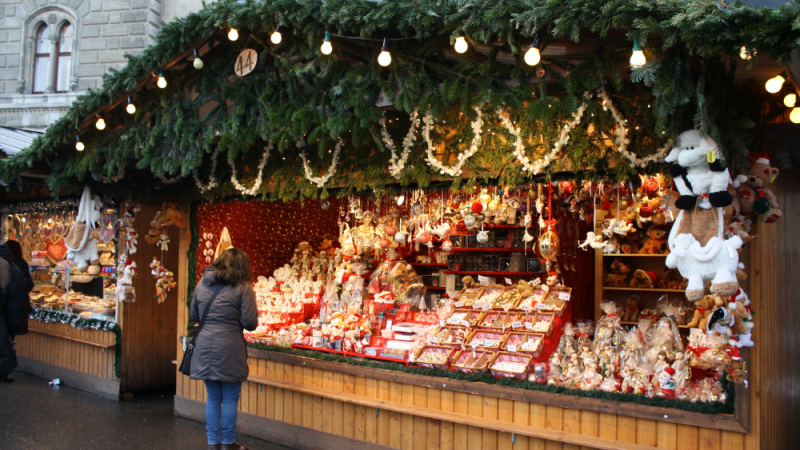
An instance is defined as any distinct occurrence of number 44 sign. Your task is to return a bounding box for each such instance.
[235,49,258,77]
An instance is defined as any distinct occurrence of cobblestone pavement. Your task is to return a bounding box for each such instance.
[0,370,294,450]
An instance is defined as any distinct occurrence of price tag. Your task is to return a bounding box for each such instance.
[511,321,523,329]
[460,319,470,327]
[507,344,518,353]
[454,301,463,308]
[439,319,445,327]
[483,339,495,347]
[558,291,571,301]
[524,322,533,330]
[470,341,480,349]
[537,302,548,310]
[431,336,439,344]
[521,305,531,312]
[505,278,513,285]
[474,303,484,310]
[478,275,490,285]
[531,278,542,286]
[482,304,492,311]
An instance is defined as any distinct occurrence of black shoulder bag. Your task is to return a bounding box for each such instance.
[179,283,225,376]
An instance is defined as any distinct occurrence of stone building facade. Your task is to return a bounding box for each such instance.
[0,0,204,132]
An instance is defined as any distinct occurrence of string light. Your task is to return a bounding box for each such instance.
[630,38,646,68]
[784,93,796,108]
[321,31,332,55]
[271,27,282,44]
[157,70,167,89]
[791,107,800,124]
[766,71,787,94]
[95,113,105,130]
[524,34,541,66]
[454,35,468,54]
[378,38,391,67]
[76,134,84,151]
[228,28,239,41]
[126,96,136,114]
[192,49,203,69]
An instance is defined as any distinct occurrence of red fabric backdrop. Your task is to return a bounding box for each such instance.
[196,199,342,281]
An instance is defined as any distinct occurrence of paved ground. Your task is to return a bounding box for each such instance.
[0,370,294,450]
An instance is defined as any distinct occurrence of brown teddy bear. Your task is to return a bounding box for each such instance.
[660,269,682,289]
[516,280,536,298]
[726,359,745,384]
[623,295,640,322]
[145,202,186,244]
[629,269,655,288]
[686,294,725,329]
[462,276,477,289]
[639,225,668,254]
[606,258,631,287]
[735,153,782,223]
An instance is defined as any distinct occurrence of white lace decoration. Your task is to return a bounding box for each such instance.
[500,103,586,174]
[300,140,343,188]
[598,88,673,168]
[230,143,271,196]
[422,106,483,177]
[379,109,419,178]
[192,150,219,193]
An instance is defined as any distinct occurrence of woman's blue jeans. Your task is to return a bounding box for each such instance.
[204,380,242,445]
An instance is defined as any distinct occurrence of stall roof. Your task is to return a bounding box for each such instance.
[0,127,42,156]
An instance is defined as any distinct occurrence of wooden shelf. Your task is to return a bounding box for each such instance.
[602,254,668,257]
[449,247,530,252]
[411,263,448,267]
[620,320,689,329]
[29,328,115,348]
[444,271,541,276]
[603,287,685,293]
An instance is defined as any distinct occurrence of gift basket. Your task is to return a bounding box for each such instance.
[489,352,533,379]
[412,344,456,370]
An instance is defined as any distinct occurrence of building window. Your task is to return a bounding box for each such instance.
[32,23,49,94]
[56,23,73,93]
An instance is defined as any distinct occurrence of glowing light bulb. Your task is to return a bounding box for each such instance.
[454,36,468,54]
[791,107,800,124]
[321,31,332,55]
[524,34,541,66]
[95,117,105,130]
[76,135,84,151]
[126,96,135,114]
[270,29,282,45]
[630,38,646,68]
[157,71,167,89]
[785,93,796,108]
[766,73,786,94]
[192,49,203,69]
[378,38,391,67]
[228,28,239,41]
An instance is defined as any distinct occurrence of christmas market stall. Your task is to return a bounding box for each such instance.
[2,0,800,447]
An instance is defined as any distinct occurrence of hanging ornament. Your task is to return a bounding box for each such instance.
[652,211,667,225]
[441,239,453,252]
[642,176,660,198]
[464,214,476,228]
[471,201,483,214]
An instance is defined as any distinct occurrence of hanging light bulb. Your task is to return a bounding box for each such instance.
[378,38,391,67]
[630,37,646,68]
[785,93,797,108]
[126,96,136,114]
[157,70,167,89]
[270,27,282,44]
[95,113,105,130]
[791,107,800,124]
[228,28,239,41]
[192,48,203,70]
[75,134,84,151]
[766,71,788,94]
[321,31,333,55]
[454,35,468,54]
[524,34,541,66]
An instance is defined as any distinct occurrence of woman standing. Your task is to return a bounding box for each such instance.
[190,248,258,450]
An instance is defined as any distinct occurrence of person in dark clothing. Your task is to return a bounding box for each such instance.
[0,254,14,383]
[189,248,258,450]
[5,240,34,293]
[0,243,32,384]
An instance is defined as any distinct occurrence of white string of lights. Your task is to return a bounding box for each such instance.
[422,106,483,177]
[192,150,219,193]
[300,140,343,188]
[379,108,419,178]
[230,143,271,196]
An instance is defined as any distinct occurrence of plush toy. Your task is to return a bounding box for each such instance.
[145,202,186,245]
[64,186,103,272]
[605,258,630,287]
[462,276,477,289]
[735,153,782,223]
[726,359,746,384]
[685,294,724,329]
[660,269,682,290]
[623,295,640,322]
[665,129,733,210]
[657,367,676,399]
[629,269,655,288]
[639,225,667,254]
[516,280,536,298]
[115,259,137,302]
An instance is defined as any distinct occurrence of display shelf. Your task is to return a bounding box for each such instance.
[620,320,689,329]
[449,247,530,252]
[603,287,685,293]
[444,271,541,276]
[602,254,668,257]
[411,263,448,267]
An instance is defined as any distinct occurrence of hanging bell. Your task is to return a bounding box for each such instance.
[537,228,559,263]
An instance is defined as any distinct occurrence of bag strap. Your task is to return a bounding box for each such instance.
[188,283,226,350]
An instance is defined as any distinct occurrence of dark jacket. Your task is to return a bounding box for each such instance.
[3,262,32,336]
[189,267,258,383]
[0,258,14,378]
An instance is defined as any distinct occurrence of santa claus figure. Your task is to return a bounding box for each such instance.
[658,367,676,399]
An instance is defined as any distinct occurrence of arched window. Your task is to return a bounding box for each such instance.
[32,23,49,94]
[55,23,73,92]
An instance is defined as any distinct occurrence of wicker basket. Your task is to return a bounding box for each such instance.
[530,312,556,336]
[412,344,455,370]
[457,286,485,307]
[446,308,484,327]
[465,329,507,350]
[428,325,469,347]
[489,351,533,379]
[492,289,522,310]
[477,310,519,330]
[451,349,494,374]
[501,331,546,357]
[516,288,548,311]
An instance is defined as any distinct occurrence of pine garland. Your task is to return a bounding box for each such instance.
[29,309,122,378]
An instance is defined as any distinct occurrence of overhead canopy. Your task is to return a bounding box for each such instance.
[0,127,42,156]
[1,0,799,201]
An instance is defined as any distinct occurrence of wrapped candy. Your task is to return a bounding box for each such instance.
[643,297,684,365]
[593,302,624,353]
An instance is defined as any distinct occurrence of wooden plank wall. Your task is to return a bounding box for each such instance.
[120,201,181,392]
[15,320,117,380]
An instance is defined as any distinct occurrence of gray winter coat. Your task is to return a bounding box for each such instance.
[189,268,258,383]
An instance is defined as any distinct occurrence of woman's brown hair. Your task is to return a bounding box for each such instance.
[212,248,252,285]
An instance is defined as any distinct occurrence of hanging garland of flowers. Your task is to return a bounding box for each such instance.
[230,143,271,196]
[192,150,219,193]
[422,107,483,177]
[380,109,419,178]
[300,140,343,188]
[500,104,587,174]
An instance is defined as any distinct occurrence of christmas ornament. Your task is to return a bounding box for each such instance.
[471,202,483,214]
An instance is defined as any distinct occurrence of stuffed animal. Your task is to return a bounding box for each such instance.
[623,296,640,322]
[115,260,137,302]
[605,258,630,287]
[726,359,746,384]
[727,215,753,243]
[462,276,477,289]
[145,202,186,244]
[665,129,734,211]
[639,225,667,254]
[660,269,682,289]
[516,280,536,298]
[685,294,725,329]
[65,186,103,272]
[735,153,782,223]
[629,269,655,288]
